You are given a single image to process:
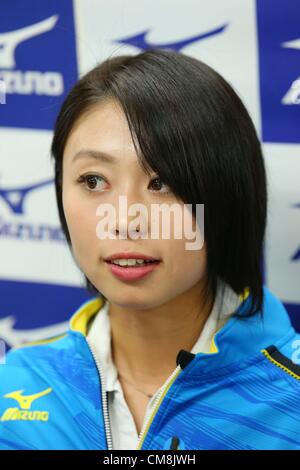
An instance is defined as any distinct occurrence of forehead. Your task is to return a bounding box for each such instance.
[63,99,141,167]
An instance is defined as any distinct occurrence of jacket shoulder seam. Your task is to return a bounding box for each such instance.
[261,345,300,381]
[10,332,67,351]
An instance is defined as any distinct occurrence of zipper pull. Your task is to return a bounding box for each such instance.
[170,436,180,450]
[176,349,196,369]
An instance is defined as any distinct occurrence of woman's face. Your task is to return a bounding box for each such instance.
[62,99,207,309]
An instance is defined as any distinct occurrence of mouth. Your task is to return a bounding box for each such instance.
[103,255,161,281]
[103,252,161,268]
[104,259,161,268]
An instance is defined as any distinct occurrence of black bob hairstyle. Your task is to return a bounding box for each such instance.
[51,48,267,319]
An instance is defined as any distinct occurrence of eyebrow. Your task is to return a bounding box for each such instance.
[71,148,153,176]
[71,149,119,164]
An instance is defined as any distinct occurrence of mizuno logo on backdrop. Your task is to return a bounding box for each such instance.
[281,38,300,105]
[0,179,53,215]
[113,24,228,52]
[0,15,58,69]
[0,1,78,129]
[291,203,300,261]
[0,178,66,243]
[0,15,64,96]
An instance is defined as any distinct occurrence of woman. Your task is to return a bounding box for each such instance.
[1,49,300,450]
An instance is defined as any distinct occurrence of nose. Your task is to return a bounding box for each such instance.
[110,189,149,240]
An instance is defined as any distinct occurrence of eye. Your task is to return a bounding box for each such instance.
[77,174,106,192]
[77,174,171,194]
[149,176,170,194]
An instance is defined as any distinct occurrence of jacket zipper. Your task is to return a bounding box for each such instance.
[86,334,183,450]
[86,336,113,450]
[136,365,182,450]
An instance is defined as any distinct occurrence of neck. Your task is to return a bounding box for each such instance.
[109,279,214,389]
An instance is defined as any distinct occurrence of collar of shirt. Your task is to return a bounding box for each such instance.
[86,277,243,394]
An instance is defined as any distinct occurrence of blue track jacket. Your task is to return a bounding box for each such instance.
[0,285,300,450]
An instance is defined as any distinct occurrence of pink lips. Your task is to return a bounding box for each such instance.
[105,259,161,281]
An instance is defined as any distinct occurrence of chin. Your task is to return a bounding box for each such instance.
[104,292,160,311]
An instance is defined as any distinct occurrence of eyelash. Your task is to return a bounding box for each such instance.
[77,174,171,195]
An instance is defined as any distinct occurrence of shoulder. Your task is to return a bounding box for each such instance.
[0,333,70,409]
[245,286,300,385]
[2,331,69,366]
[0,295,100,389]
[261,331,300,383]
[258,289,300,386]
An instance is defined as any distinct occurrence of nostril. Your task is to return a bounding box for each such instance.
[170,436,180,450]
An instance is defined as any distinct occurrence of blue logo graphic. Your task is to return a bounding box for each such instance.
[256,0,300,143]
[0,178,64,243]
[113,24,228,51]
[291,203,300,261]
[0,0,78,130]
[0,179,53,215]
[0,279,94,351]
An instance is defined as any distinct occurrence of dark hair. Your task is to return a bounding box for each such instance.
[50,48,267,319]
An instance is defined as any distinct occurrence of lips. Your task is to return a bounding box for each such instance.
[104,255,161,281]
[104,252,160,262]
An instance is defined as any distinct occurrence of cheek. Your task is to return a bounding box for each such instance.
[166,240,207,286]
[63,189,98,253]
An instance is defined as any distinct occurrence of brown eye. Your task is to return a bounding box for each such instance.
[86,175,99,189]
[78,174,106,192]
[149,177,170,194]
